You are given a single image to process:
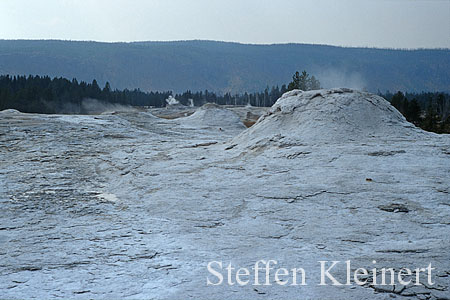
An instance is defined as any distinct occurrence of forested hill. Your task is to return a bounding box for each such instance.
[0,40,449,93]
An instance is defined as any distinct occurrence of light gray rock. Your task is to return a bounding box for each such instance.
[0,90,449,299]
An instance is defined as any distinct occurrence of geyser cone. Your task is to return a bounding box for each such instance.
[231,88,425,149]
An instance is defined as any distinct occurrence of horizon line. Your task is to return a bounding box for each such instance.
[1,38,449,51]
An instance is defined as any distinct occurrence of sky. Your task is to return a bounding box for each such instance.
[0,0,449,49]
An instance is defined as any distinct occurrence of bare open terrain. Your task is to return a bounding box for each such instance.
[0,89,449,299]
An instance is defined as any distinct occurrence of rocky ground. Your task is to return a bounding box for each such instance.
[0,90,449,299]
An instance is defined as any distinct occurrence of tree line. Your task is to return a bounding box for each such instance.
[0,71,319,112]
[0,75,171,113]
[0,74,449,133]
[379,91,450,133]
[0,74,294,112]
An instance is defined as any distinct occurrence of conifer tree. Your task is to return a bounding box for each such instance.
[287,70,321,91]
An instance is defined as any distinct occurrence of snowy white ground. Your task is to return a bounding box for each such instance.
[0,90,449,299]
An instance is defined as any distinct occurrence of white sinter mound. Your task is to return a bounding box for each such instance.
[0,109,21,115]
[231,88,425,149]
[179,103,245,129]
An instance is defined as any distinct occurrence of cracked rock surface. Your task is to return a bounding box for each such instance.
[0,90,449,299]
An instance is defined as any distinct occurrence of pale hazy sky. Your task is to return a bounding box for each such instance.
[0,0,449,48]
